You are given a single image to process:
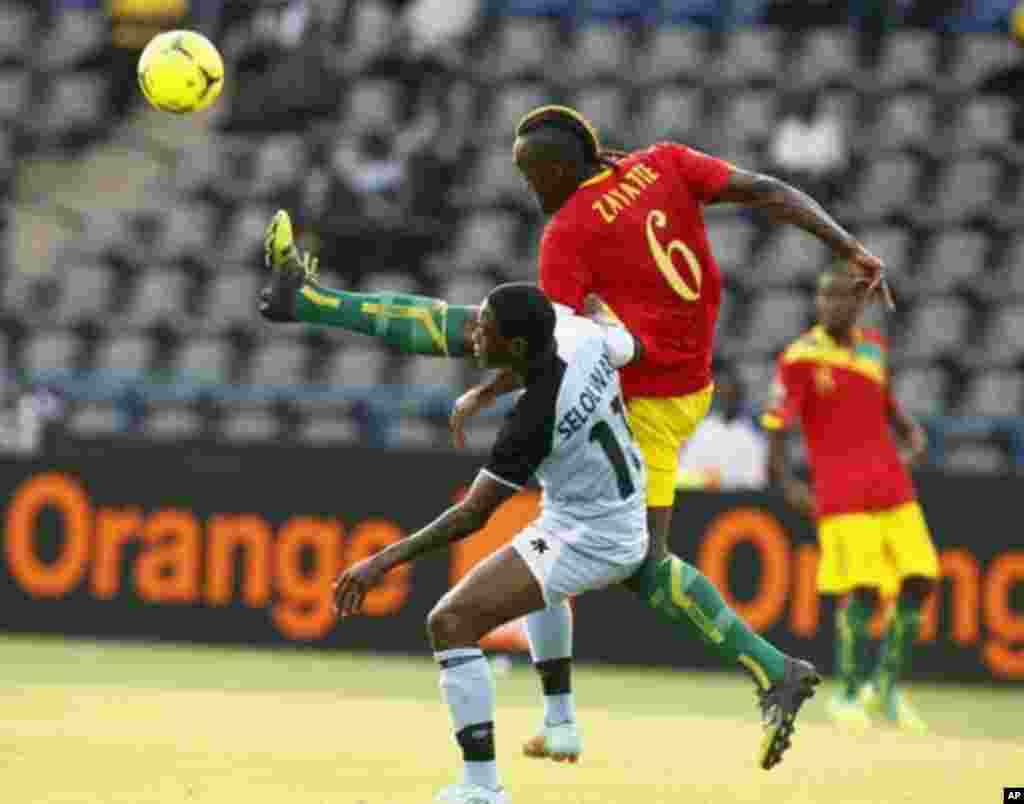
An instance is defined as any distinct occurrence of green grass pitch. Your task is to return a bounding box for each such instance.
[0,634,1018,803]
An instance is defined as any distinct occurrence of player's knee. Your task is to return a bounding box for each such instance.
[849,585,880,612]
[899,575,934,609]
[427,601,475,649]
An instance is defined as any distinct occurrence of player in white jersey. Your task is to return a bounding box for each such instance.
[333,283,818,804]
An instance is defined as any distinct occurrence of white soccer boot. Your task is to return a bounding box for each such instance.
[433,782,510,803]
[522,721,583,763]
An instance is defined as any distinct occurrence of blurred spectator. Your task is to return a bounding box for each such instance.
[0,383,65,455]
[979,3,1024,140]
[676,370,767,491]
[769,89,847,204]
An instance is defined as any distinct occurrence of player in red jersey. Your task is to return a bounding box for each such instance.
[764,269,939,732]
[257,103,891,767]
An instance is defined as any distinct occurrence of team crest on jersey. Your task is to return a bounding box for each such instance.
[815,365,836,394]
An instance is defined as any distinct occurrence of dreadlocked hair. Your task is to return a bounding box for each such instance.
[516,105,627,170]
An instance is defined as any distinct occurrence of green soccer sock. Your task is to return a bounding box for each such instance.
[875,599,922,702]
[625,554,788,689]
[293,281,477,358]
[835,594,874,700]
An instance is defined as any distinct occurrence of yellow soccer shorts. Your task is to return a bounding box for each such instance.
[626,385,714,507]
[816,501,940,598]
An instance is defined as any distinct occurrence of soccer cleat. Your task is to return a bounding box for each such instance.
[826,692,872,731]
[258,209,318,323]
[756,657,821,771]
[859,683,928,733]
[433,783,510,804]
[522,721,582,764]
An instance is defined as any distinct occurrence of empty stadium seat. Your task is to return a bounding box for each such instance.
[360,272,423,296]
[93,333,154,379]
[949,96,1014,152]
[300,414,360,445]
[219,205,273,265]
[635,25,707,84]
[570,84,629,142]
[900,297,969,360]
[714,29,782,86]
[172,337,233,384]
[323,344,388,387]
[950,33,1018,89]
[343,79,401,133]
[22,331,78,377]
[0,2,35,64]
[875,30,938,89]
[488,17,559,80]
[39,72,108,135]
[244,339,309,386]
[402,355,467,389]
[145,403,202,440]
[859,225,913,273]
[395,417,441,448]
[200,272,261,328]
[976,304,1024,366]
[70,402,123,437]
[222,405,280,443]
[705,215,756,271]
[632,86,704,143]
[450,210,519,272]
[755,228,828,287]
[252,135,308,199]
[121,268,189,327]
[917,229,988,293]
[483,82,555,144]
[441,276,494,307]
[846,153,920,220]
[0,69,30,122]
[942,442,1008,473]
[342,0,395,67]
[890,365,948,414]
[160,204,217,260]
[567,23,633,83]
[465,146,529,206]
[958,370,1023,417]
[792,28,857,88]
[53,262,115,324]
[743,291,810,353]
[930,156,1000,222]
[718,89,778,146]
[734,360,775,407]
[873,93,935,150]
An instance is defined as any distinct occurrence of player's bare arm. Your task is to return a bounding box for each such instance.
[888,395,928,467]
[765,428,815,518]
[450,369,525,448]
[713,170,893,307]
[334,472,517,616]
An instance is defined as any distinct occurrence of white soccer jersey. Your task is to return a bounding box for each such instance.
[483,312,648,558]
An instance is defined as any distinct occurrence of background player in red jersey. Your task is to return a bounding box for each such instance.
[764,269,939,732]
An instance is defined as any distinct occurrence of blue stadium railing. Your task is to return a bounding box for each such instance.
[24,369,1024,467]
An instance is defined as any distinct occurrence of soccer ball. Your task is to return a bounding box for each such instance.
[137,30,224,114]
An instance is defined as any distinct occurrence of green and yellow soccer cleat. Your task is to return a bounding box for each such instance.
[757,657,820,771]
[860,683,928,733]
[826,691,872,732]
[258,209,318,323]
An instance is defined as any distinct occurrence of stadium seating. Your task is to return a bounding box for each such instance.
[3,7,1023,463]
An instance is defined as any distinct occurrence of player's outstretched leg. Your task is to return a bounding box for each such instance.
[625,554,820,769]
[259,209,478,358]
[521,601,582,764]
[860,576,933,733]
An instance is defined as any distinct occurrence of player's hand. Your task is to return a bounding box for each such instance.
[903,423,928,467]
[333,556,387,618]
[783,478,816,519]
[450,386,496,449]
[844,242,895,310]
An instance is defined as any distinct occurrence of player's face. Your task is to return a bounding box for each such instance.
[472,302,510,368]
[816,273,865,333]
[513,136,562,214]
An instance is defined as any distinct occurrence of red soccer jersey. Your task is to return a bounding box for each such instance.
[539,142,734,399]
[761,325,916,518]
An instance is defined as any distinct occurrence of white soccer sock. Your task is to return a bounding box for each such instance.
[526,601,573,662]
[435,647,499,791]
[526,602,576,725]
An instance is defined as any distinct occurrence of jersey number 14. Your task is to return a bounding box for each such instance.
[589,396,642,499]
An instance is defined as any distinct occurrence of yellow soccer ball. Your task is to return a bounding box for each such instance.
[137,30,224,114]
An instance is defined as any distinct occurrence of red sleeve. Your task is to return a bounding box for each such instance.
[662,142,735,204]
[538,222,590,313]
[761,357,808,432]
